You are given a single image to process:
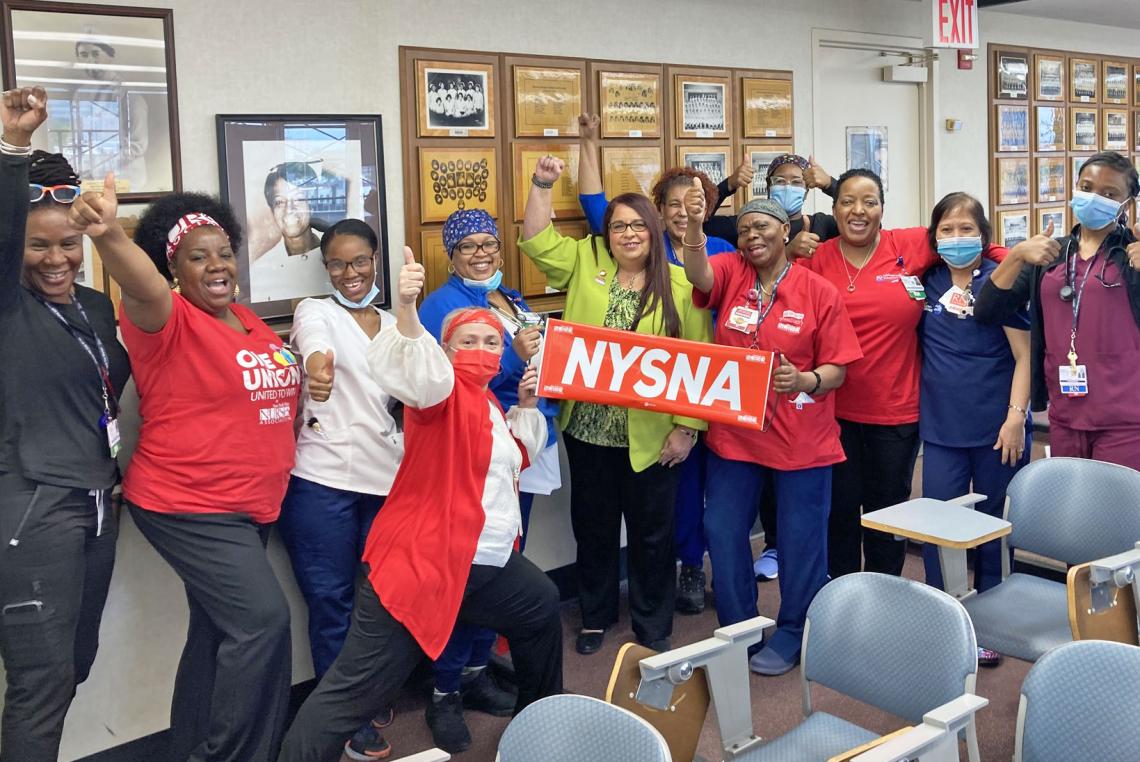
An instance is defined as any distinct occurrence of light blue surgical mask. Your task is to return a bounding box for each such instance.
[936,236,983,268]
[461,270,503,291]
[331,282,380,310]
[1069,189,1123,231]
[769,185,806,216]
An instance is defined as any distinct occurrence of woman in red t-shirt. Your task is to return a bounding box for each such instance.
[70,182,300,761]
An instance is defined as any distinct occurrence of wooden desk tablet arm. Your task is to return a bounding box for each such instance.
[1070,542,1140,644]
[835,694,989,762]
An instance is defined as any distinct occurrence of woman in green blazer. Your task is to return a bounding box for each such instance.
[520,156,712,656]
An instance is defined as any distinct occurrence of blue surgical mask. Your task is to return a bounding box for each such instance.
[1069,189,1123,231]
[461,270,503,291]
[936,236,983,268]
[331,282,380,309]
[770,185,806,216]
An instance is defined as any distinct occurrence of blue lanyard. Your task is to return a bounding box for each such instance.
[35,293,116,418]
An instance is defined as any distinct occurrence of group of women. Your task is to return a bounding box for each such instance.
[3,82,1140,762]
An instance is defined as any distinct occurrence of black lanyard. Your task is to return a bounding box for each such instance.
[35,293,118,419]
[747,262,793,348]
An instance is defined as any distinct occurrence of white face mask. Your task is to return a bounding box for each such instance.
[332,282,380,309]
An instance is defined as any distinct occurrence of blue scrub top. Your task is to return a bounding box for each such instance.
[578,192,736,265]
[919,258,1031,448]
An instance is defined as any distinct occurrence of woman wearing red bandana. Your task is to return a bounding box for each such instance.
[69,182,301,761]
[279,249,561,761]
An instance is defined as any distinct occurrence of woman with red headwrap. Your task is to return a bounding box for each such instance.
[279,249,562,762]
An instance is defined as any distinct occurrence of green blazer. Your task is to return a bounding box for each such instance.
[519,223,713,472]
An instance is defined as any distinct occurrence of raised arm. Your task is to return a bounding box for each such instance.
[681,177,715,293]
[523,155,565,240]
[0,87,47,313]
[394,246,425,339]
[69,173,172,332]
[805,155,838,199]
[988,221,1060,290]
[577,114,602,195]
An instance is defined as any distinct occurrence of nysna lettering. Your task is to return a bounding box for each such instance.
[235,349,301,392]
[560,337,742,410]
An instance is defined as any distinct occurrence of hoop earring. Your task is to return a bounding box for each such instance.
[783,237,790,244]
[171,277,181,294]
[447,264,455,274]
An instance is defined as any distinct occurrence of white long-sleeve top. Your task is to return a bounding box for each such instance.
[365,325,546,566]
[290,297,403,496]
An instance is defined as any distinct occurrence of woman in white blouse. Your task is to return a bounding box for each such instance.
[279,248,562,761]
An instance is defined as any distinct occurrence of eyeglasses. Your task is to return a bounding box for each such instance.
[325,254,374,275]
[454,239,501,256]
[608,220,648,234]
[29,184,81,203]
[768,177,806,188]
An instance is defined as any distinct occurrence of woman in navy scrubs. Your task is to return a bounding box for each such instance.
[918,193,1030,665]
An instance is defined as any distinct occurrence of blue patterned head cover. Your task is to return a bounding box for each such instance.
[766,153,809,179]
[442,209,499,257]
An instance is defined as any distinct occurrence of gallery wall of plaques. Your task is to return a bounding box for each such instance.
[399,46,794,311]
[988,43,1140,249]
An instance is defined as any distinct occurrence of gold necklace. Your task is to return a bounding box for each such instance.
[840,238,878,292]
[616,269,645,290]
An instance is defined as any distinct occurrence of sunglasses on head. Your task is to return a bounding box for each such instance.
[29,184,81,203]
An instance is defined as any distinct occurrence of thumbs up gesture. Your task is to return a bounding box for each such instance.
[772,354,806,394]
[804,155,832,190]
[1010,219,1061,267]
[1127,221,1140,270]
[728,159,754,192]
[787,214,822,259]
[305,349,336,402]
[398,246,425,305]
[684,176,707,223]
[69,171,120,239]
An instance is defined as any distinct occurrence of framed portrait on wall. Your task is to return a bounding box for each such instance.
[1070,108,1098,151]
[741,77,792,138]
[513,65,581,137]
[674,74,729,139]
[996,52,1028,100]
[1071,155,1090,182]
[996,210,1029,247]
[1103,61,1129,105]
[511,143,580,221]
[1,0,181,201]
[995,105,1029,152]
[676,145,730,208]
[996,158,1030,206]
[417,146,498,223]
[1035,106,1065,152]
[1070,58,1098,102]
[1135,111,1140,151]
[1035,157,1066,203]
[846,125,889,190]
[1037,207,1066,238]
[598,70,660,138]
[1035,54,1064,101]
[216,114,388,318]
[1103,108,1128,151]
[1135,65,1140,108]
[743,144,793,201]
[601,145,662,198]
[415,59,495,138]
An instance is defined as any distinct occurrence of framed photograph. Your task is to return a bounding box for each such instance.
[1035,54,1065,101]
[996,53,1029,100]
[1,1,181,201]
[1103,108,1128,151]
[676,144,729,186]
[743,144,794,201]
[419,228,451,296]
[996,158,1030,206]
[1035,157,1066,203]
[1071,108,1099,151]
[1037,207,1066,238]
[1135,65,1140,108]
[1103,61,1129,105]
[513,65,581,138]
[511,143,580,221]
[674,74,729,139]
[1035,106,1066,152]
[1135,111,1140,151]
[601,145,663,198]
[846,125,889,190]
[996,105,1029,152]
[1072,155,1090,183]
[216,114,388,318]
[598,70,660,138]
[417,146,497,224]
[415,59,495,138]
[521,220,584,296]
[741,77,792,138]
[997,210,1030,247]
[1070,58,1098,102]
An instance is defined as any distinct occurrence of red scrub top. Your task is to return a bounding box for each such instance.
[694,253,862,471]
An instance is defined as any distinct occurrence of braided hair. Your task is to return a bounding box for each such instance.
[28,151,80,209]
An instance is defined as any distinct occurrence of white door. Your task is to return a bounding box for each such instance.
[812,30,929,228]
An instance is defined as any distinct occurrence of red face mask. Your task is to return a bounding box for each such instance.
[450,348,501,386]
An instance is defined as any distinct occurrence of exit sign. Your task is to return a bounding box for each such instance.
[933,0,978,49]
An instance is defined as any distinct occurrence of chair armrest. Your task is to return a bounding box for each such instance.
[395,749,451,762]
[848,694,988,761]
[922,693,989,728]
[948,493,988,509]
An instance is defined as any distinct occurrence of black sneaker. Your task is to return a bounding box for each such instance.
[676,565,706,614]
[461,668,516,717]
[426,691,471,753]
[344,724,392,760]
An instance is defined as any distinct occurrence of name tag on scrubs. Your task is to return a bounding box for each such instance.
[789,392,816,411]
[518,311,542,327]
[900,275,925,300]
[105,417,122,458]
[939,286,973,318]
[725,305,759,333]
[1059,365,1089,397]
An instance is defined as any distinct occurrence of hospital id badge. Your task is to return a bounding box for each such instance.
[518,311,543,327]
[725,305,759,333]
[939,285,973,317]
[900,275,925,300]
[105,417,122,458]
[1059,365,1089,397]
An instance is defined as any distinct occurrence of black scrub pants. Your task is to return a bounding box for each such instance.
[0,472,117,762]
[129,504,292,762]
[279,551,563,762]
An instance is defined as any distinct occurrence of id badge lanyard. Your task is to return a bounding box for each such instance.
[1065,244,1100,370]
[746,261,792,432]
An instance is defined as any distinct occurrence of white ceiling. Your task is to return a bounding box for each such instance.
[979,0,1140,31]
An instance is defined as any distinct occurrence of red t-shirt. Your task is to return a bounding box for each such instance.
[120,294,301,523]
[693,254,862,470]
[800,227,936,425]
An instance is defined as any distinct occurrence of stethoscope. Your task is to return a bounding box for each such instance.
[1057,225,1127,302]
